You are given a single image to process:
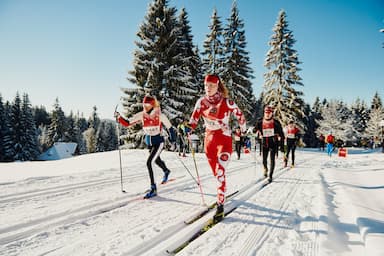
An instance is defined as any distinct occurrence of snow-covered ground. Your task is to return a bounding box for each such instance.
[0,147,383,256]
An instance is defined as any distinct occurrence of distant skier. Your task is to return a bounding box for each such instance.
[318,134,325,151]
[188,74,246,223]
[177,120,190,157]
[283,120,300,168]
[114,95,176,199]
[233,126,243,160]
[254,106,285,182]
[326,132,335,157]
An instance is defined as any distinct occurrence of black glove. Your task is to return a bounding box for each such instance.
[114,111,120,119]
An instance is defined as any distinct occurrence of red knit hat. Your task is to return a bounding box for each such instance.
[143,95,155,106]
[204,74,220,84]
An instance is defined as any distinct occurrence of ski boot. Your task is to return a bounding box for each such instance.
[263,167,268,178]
[268,176,273,183]
[144,184,157,199]
[161,169,171,184]
[213,204,224,224]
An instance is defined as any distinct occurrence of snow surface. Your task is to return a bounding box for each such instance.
[0,148,383,256]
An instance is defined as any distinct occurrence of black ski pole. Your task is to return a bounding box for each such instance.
[115,105,126,193]
[173,151,199,186]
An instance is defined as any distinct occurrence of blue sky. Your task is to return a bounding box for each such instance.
[0,0,383,119]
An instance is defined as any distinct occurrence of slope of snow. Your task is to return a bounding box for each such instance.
[0,148,383,256]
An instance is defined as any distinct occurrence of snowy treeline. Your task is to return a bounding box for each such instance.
[0,94,118,162]
[120,0,384,148]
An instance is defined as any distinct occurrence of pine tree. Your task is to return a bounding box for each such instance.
[302,103,317,147]
[83,127,96,153]
[351,98,369,140]
[11,93,23,161]
[371,91,382,110]
[74,111,87,154]
[201,8,225,75]
[222,1,255,121]
[263,10,305,128]
[88,106,100,131]
[47,98,67,147]
[33,105,50,127]
[174,8,203,119]
[365,107,384,141]
[122,0,201,147]
[316,100,354,143]
[1,101,14,161]
[19,93,40,160]
[0,95,6,161]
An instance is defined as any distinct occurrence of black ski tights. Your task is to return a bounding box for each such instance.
[147,143,168,185]
[262,146,276,178]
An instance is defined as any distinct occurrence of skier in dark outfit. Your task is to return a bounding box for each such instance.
[254,106,285,182]
[115,95,176,199]
[233,126,243,160]
[283,120,300,167]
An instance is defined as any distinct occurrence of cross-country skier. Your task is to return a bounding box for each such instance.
[325,132,335,157]
[283,120,300,168]
[253,106,285,183]
[233,126,243,160]
[114,95,176,199]
[188,74,246,223]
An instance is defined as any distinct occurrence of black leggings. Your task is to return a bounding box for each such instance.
[262,146,277,178]
[286,143,296,165]
[235,141,242,158]
[147,142,168,185]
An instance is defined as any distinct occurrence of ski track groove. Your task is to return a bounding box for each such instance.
[0,162,255,248]
[223,166,304,256]
[188,155,315,256]
[1,154,320,255]
[0,173,146,204]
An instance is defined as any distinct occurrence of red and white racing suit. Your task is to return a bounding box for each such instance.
[189,92,246,205]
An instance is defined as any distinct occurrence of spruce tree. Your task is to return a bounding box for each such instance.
[371,91,382,110]
[2,101,14,161]
[11,93,23,161]
[0,95,6,161]
[20,93,40,160]
[201,8,225,75]
[222,1,255,121]
[1,101,14,161]
[316,100,354,143]
[365,107,384,141]
[47,98,67,147]
[122,0,200,147]
[263,10,305,128]
[175,8,203,119]
[351,98,369,141]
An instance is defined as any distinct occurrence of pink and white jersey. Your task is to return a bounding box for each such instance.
[189,94,246,137]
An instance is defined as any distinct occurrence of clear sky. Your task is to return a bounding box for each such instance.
[0,0,383,119]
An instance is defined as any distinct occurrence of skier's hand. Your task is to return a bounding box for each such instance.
[114,111,120,119]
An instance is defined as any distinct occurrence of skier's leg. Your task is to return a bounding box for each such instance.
[147,143,163,185]
[262,146,269,177]
[269,147,276,181]
[292,145,296,165]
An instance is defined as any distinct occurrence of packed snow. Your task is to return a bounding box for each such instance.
[0,147,383,256]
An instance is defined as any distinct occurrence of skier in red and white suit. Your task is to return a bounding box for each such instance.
[188,74,246,222]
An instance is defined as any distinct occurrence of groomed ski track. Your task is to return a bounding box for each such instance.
[0,150,329,256]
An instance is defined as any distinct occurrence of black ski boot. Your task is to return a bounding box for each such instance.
[144,184,157,199]
[213,204,224,223]
[161,169,171,184]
